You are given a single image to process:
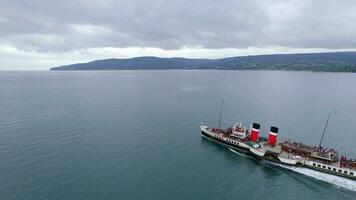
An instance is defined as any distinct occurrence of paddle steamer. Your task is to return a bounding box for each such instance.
[200,102,356,180]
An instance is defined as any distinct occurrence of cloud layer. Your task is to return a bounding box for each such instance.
[1,0,356,69]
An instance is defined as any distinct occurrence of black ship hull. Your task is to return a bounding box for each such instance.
[201,130,250,153]
[201,129,292,165]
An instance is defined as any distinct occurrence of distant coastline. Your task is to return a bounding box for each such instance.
[50,51,356,72]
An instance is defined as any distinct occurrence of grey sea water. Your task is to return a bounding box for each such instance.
[0,70,355,200]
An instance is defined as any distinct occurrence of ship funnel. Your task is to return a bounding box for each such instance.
[268,126,278,146]
[250,123,260,142]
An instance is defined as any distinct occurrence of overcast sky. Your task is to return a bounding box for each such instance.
[1,0,356,70]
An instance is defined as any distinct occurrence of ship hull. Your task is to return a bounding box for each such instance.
[201,129,296,166]
[249,147,299,166]
[201,130,250,153]
[302,161,356,180]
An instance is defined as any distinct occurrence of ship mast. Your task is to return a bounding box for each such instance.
[217,98,225,129]
[318,110,337,148]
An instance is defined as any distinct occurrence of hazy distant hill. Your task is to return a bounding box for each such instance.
[50,52,356,72]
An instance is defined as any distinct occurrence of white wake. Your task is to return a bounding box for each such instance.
[228,147,356,191]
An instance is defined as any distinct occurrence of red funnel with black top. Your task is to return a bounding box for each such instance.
[268,126,278,146]
[250,123,260,142]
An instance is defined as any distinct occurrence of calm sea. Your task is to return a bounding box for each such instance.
[0,70,355,200]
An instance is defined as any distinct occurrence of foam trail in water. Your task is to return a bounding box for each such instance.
[229,148,251,158]
[270,162,356,191]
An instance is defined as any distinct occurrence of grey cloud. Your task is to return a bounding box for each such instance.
[0,0,356,52]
